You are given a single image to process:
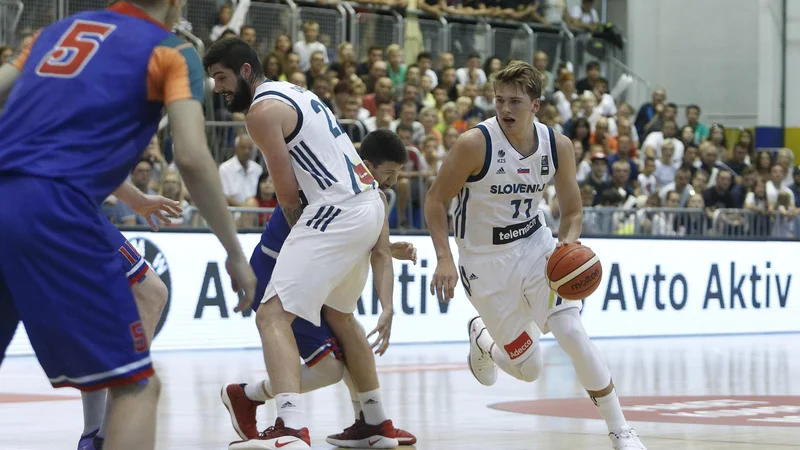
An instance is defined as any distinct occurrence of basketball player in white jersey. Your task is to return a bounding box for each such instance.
[204,39,400,449]
[425,62,647,450]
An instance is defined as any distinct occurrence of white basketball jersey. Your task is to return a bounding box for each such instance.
[250,81,377,207]
[454,118,558,254]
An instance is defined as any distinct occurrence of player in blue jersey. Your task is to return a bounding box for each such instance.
[0,2,257,450]
[220,130,418,447]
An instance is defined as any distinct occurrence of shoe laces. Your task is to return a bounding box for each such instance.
[342,419,366,434]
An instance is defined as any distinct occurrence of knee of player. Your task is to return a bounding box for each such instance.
[515,347,544,382]
[315,355,346,386]
[134,276,168,313]
[547,309,586,343]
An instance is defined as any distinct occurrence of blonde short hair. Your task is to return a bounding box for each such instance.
[493,61,542,100]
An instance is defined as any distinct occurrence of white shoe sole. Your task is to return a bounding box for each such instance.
[325,435,400,448]
[221,386,248,440]
[229,438,311,450]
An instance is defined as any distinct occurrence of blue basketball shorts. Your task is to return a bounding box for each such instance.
[100,218,149,286]
[0,176,153,391]
[249,241,343,367]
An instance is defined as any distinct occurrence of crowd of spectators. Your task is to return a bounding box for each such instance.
[3,0,799,238]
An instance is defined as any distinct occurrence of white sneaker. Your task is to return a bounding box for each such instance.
[467,317,497,386]
[608,427,646,450]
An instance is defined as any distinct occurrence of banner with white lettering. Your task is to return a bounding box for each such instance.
[4,234,798,356]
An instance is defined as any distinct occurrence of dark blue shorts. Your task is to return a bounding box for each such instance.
[0,176,153,391]
[250,242,342,367]
[100,218,149,286]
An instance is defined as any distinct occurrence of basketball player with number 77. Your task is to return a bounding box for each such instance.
[425,61,647,449]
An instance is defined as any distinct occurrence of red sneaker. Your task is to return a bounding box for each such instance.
[325,412,399,449]
[228,418,311,449]
[221,384,263,440]
[396,428,417,446]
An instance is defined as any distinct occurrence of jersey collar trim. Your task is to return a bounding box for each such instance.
[108,2,170,31]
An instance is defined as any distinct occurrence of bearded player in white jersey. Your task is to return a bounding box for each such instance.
[204,39,401,449]
[425,61,647,450]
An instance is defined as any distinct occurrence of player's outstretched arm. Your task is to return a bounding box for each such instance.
[167,99,256,313]
[368,191,395,356]
[552,133,583,245]
[424,128,486,303]
[246,100,303,226]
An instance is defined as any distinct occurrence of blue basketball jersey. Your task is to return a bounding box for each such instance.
[0,2,204,206]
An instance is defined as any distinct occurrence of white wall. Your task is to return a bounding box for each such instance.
[626,0,760,127]
[757,0,784,128]
[786,0,800,128]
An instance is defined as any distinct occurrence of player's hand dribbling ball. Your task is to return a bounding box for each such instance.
[546,242,602,300]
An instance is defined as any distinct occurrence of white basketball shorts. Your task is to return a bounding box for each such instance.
[262,190,384,326]
[457,227,582,354]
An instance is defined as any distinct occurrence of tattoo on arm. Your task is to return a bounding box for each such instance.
[283,204,304,227]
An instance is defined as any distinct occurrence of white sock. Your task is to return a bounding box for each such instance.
[81,390,106,435]
[275,393,304,430]
[594,389,628,433]
[350,389,362,419]
[476,327,495,354]
[244,381,270,402]
[358,389,389,425]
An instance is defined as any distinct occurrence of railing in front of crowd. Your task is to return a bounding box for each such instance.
[124,205,799,239]
[0,0,23,48]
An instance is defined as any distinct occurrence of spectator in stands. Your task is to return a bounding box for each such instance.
[659,166,693,207]
[274,34,292,59]
[357,46,383,76]
[703,169,737,215]
[431,85,448,110]
[590,117,616,153]
[538,104,563,135]
[141,134,168,188]
[707,123,727,156]
[695,144,722,187]
[642,119,684,167]
[745,178,771,234]
[420,74,436,108]
[219,135,263,207]
[457,95,484,128]
[635,87,666,139]
[680,143,699,175]
[569,117,591,151]
[638,157,657,196]
[435,101,461,134]
[691,170,709,197]
[289,71,307,88]
[776,148,796,185]
[442,126,459,154]
[608,135,638,180]
[440,67,460,101]
[457,53,488,88]
[570,0,600,31]
[679,125,695,150]
[767,164,795,208]
[788,166,800,208]
[421,135,444,175]
[332,79,354,118]
[210,2,247,42]
[361,60,388,95]
[131,158,156,196]
[585,151,609,200]
[754,151,773,178]
[591,78,616,117]
[554,72,577,121]
[420,106,443,144]
[243,174,278,227]
[653,141,676,187]
[738,129,755,161]
[329,42,357,78]
[576,61,600,94]
[725,143,749,176]
[395,84,423,116]
[404,65,423,91]
[157,171,193,226]
[0,46,12,64]
[538,0,570,26]
[362,76,393,116]
[240,25,257,48]
[312,76,334,110]
[263,53,283,81]
[483,56,503,80]
[609,160,637,208]
[392,101,426,145]
[294,20,328,72]
[416,52,438,86]
[573,140,590,183]
[685,104,709,144]
[533,51,555,94]
[341,98,368,144]
[386,44,407,89]
[365,101,395,133]
[305,50,328,88]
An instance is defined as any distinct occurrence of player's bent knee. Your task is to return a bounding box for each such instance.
[255,296,293,332]
[516,347,544,382]
[547,309,589,355]
[312,355,346,388]
[109,372,161,401]
[133,275,168,316]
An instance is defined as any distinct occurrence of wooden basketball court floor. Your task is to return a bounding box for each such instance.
[1,334,799,449]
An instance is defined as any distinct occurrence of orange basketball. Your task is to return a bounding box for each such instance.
[546,243,602,300]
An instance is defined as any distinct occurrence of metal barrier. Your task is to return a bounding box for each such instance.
[712,209,800,238]
[204,121,248,164]
[297,2,346,57]
[0,0,23,47]
[14,0,56,37]
[351,9,403,62]
[491,21,534,65]
[448,19,492,68]
[245,1,295,57]
[415,14,448,61]
[339,119,366,143]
